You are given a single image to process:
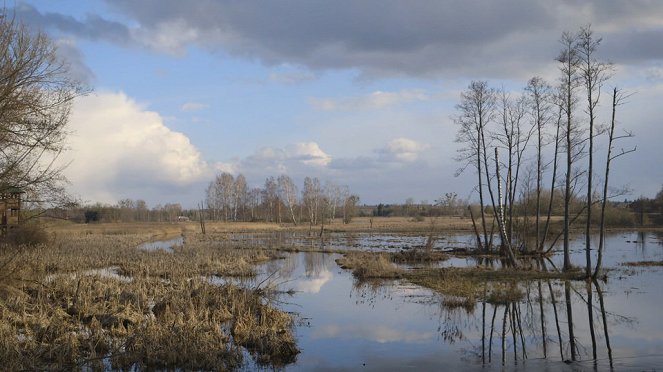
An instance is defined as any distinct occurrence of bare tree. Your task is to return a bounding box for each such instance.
[277,174,298,225]
[206,172,235,221]
[0,12,83,206]
[525,77,554,252]
[455,81,497,251]
[593,88,635,278]
[262,176,279,223]
[233,174,247,221]
[576,25,612,277]
[557,31,581,271]
[302,176,321,228]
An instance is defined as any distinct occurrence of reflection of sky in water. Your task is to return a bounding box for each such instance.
[235,231,663,371]
[138,235,183,253]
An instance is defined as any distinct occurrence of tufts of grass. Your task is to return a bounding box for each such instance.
[622,260,663,267]
[0,228,299,370]
[336,252,404,280]
[391,249,449,263]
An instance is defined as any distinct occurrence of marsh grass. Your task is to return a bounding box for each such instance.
[622,260,663,267]
[336,252,404,280]
[391,248,449,263]
[0,227,299,370]
[336,251,585,310]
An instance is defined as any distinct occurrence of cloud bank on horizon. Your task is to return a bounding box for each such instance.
[15,0,663,206]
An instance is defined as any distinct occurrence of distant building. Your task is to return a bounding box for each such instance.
[1,187,25,229]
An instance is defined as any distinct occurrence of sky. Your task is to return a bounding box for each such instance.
[12,0,663,207]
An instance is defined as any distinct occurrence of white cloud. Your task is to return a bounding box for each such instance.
[63,91,211,203]
[309,89,429,111]
[269,70,316,84]
[285,142,331,166]
[180,102,209,112]
[378,138,430,162]
[240,142,332,175]
[312,324,433,343]
[294,269,333,294]
[131,19,199,55]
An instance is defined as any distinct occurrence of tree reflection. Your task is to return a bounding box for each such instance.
[439,277,626,368]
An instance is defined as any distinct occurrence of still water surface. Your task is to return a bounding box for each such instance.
[234,231,663,370]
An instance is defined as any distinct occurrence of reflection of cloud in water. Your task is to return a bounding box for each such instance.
[312,324,433,343]
[295,269,333,294]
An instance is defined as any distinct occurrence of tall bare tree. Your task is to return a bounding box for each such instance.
[278,174,298,225]
[576,25,612,277]
[593,88,635,278]
[525,77,554,252]
[302,176,321,227]
[557,31,581,271]
[0,12,83,206]
[455,81,497,251]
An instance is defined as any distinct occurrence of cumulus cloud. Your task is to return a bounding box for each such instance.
[63,92,211,203]
[238,142,331,177]
[309,89,429,111]
[378,138,430,162]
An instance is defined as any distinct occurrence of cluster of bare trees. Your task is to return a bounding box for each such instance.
[454,26,634,276]
[205,172,359,225]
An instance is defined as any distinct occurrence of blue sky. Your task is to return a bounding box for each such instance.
[14,1,663,207]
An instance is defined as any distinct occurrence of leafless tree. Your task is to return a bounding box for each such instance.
[0,11,84,206]
[302,176,321,228]
[278,174,298,225]
[455,81,497,251]
[525,77,554,252]
[593,88,635,278]
[576,25,612,277]
[262,176,279,223]
[557,31,582,271]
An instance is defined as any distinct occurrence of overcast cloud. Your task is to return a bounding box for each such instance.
[16,1,663,79]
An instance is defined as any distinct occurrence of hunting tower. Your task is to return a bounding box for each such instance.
[1,187,24,228]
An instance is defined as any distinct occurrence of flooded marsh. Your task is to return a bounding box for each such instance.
[1,226,663,370]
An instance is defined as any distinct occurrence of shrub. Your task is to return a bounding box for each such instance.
[1,224,49,246]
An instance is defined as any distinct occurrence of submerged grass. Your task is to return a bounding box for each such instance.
[336,250,585,309]
[0,227,298,370]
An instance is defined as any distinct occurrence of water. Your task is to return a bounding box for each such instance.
[138,235,183,253]
[224,231,663,370]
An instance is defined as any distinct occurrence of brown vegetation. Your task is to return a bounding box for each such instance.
[0,226,298,370]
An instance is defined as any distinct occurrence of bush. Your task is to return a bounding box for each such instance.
[1,224,49,246]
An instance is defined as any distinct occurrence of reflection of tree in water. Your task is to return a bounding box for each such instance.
[432,278,632,368]
[350,279,394,309]
[303,252,333,277]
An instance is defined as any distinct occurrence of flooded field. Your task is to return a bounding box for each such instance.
[228,231,663,370]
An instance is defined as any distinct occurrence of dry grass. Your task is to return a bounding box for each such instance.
[0,226,298,370]
[621,260,663,267]
[336,252,404,280]
[335,250,584,310]
[391,248,449,263]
